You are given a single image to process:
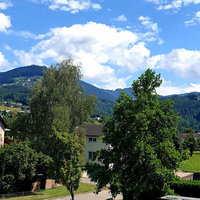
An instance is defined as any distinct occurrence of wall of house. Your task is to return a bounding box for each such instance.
[0,122,5,147]
[85,136,107,161]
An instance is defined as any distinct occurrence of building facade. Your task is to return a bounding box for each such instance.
[83,124,107,161]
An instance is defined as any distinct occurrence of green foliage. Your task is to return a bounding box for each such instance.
[0,85,30,105]
[0,142,41,194]
[28,60,95,199]
[171,180,200,198]
[87,69,181,200]
[50,130,84,200]
[182,128,197,156]
[29,60,95,153]
[166,93,200,132]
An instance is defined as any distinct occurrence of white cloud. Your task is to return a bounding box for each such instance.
[0,12,11,32]
[146,0,200,10]
[185,11,200,26]
[138,16,162,44]
[0,0,12,10]
[114,15,128,22]
[4,44,11,51]
[139,16,159,33]
[15,31,49,40]
[157,79,200,95]
[32,0,101,13]
[0,51,10,71]
[14,22,151,89]
[148,48,200,79]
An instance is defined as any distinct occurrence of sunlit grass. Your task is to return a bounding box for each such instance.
[179,153,200,172]
[6,183,96,200]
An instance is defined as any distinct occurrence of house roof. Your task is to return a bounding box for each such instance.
[82,124,104,137]
[0,116,7,128]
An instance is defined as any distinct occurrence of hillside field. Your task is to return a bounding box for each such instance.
[179,153,200,172]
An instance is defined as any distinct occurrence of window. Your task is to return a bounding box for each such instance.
[88,151,96,160]
[88,137,97,142]
[88,151,95,160]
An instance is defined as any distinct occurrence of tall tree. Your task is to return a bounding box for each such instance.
[0,142,51,194]
[30,59,95,153]
[183,128,197,156]
[29,59,95,199]
[87,69,181,200]
[50,130,83,200]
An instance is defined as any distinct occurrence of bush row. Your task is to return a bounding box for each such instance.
[171,180,200,198]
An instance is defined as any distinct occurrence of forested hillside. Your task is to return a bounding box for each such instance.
[163,93,200,132]
[0,65,46,84]
[0,65,200,131]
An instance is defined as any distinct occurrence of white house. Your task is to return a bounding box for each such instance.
[82,124,106,161]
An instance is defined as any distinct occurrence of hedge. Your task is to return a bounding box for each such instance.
[171,180,200,198]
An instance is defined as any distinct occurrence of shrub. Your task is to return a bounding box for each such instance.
[171,180,200,198]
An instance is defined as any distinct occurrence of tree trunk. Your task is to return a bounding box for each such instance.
[70,188,74,200]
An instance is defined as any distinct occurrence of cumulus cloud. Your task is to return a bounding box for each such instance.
[0,0,12,10]
[13,22,200,90]
[14,22,151,89]
[148,48,200,80]
[0,51,10,71]
[0,12,11,32]
[32,0,101,13]
[138,16,162,44]
[114,15,128,22]
[146,0,200,10]
[157,79,200,96]
[185,11,200,26]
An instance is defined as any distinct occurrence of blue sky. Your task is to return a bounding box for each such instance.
[0,0,200,95]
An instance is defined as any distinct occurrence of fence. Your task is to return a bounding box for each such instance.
[0,191,33,199]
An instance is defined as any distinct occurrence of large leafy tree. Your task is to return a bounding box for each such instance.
[30,59,95,153]
[0,142,51,194]
[87,69,181,200]
[28,59,95,198]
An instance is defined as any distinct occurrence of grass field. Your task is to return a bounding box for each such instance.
[0,105,21,112]
[5,183,96,200]
[179,153,200,172]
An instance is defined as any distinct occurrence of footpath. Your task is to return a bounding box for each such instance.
[47,190,122,200]
[45,178,122,200]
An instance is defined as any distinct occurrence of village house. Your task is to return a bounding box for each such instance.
[82,124,106,161]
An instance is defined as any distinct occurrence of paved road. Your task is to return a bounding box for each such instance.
[46,190,122,200]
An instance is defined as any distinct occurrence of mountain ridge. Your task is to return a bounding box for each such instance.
[0,65,200,131]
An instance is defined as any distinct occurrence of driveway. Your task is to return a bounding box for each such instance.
[46,190,122,200]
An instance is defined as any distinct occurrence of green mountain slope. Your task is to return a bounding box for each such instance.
[0,65,46,84]
[0,65,200,131]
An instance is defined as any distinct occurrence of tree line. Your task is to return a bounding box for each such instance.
[0,61,193,200]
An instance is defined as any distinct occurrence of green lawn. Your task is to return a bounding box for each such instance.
[0,105,21,112]
[5,183,96,200]
[179,153,200,172]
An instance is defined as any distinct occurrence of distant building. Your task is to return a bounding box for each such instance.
[0,116,8,147]
[83,124,106,161]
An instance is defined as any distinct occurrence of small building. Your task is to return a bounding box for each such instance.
[83,124,106,161]
[0,116,7,147]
